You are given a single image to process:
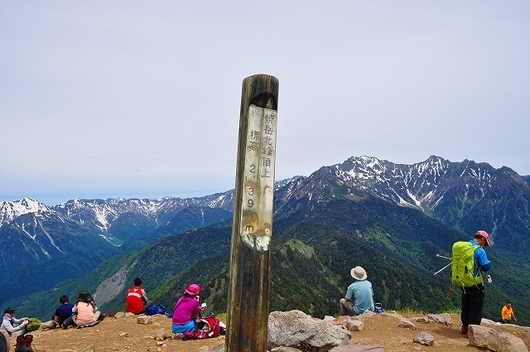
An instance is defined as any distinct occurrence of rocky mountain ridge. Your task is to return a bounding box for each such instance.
[2,155,528,256]
[275,155,530,259]
[2,155,530,317]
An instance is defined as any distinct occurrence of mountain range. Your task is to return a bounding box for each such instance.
[1,155,529,325]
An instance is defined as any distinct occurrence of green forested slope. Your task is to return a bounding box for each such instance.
[11,197,530,326]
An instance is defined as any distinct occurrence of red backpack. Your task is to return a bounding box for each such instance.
[184,314,225,340]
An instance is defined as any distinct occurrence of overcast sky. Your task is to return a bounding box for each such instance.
[1,1,529,206]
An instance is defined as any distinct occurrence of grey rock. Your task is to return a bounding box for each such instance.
[468,324,503,351]
[136,315,152,325]
[345,320,365,331]
[114,312,126,319]
[268,310,351,351]
[153,328,169,341]
[499,332,529,352]
[427,313,453,326]
[397,318,416,330]
[412,331,434,346]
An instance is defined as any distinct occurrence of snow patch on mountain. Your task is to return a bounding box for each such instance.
[0,198,50,226]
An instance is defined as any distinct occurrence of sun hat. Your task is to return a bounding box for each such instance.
[475,230,491,247]
[184,283,202,296]
[76,290,93,302]
[350,266,367,280]
[4,307,15,314]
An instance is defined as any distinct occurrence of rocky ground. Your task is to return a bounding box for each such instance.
[7,312,529,352]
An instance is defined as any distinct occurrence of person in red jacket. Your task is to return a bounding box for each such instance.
[126,278,152,314]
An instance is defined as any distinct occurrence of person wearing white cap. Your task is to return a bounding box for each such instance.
[339,266,375,316]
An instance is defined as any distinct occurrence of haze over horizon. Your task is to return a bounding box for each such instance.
[2,2,529,206]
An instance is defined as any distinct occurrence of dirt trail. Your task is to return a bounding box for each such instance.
[9,313,529,352]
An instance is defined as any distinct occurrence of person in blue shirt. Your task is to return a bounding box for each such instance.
[54,295,74,326]
[460,230,491,335]
[339,266,375,315]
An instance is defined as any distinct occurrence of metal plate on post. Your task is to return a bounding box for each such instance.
[239,104,277,252]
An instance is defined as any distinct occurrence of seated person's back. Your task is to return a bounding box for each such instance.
[54,295,74,325]
[126,278,149,314]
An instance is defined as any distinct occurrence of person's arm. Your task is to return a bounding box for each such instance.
[344,285,355,303]
[53,306,61,322]
[142,289,148,303]
[476,248,491,272]
[1,319,27,333]
[14,317,28,325]
[192,301,202,319]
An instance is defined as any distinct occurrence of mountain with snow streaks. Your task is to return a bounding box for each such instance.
[1,155,530,311]
[273,156,530,264]
[0,194,234,291]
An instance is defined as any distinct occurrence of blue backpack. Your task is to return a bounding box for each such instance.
[374,302,384,314]
[145,304,169,316]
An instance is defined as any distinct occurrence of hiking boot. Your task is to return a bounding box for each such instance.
[460,325,468,335]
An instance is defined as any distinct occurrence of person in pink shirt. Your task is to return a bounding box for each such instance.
[171,284,206,334]
[62,291,101,329]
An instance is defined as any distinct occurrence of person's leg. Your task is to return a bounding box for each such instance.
[172,320,196,334]
[61,316,74,329]
[40,320,58,329]
[339,298,356,316]
[460,290,471,334]
[467,286,485,325]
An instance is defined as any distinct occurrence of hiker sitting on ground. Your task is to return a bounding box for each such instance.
[501,301,517,324]
[339,266,375,316]
[126,278,153,315]
[171,284,206,334]
[54,295,75,326]
[1,308,28,338]
[40,294,75,330]
[62,291,101,329]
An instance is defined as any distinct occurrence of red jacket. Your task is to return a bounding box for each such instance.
[126,286,147,314]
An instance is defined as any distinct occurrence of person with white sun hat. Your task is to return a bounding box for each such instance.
[339,266,375,316]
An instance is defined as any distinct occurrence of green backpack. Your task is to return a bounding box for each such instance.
[25,317,41,332]
[451,241,483,287]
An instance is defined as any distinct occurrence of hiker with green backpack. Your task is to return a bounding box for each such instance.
[452,230,491,335]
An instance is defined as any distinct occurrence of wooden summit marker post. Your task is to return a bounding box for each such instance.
[226,74,279,351]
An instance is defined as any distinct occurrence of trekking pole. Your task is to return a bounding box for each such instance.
[435,253,451,260]
[434,262,451,275]
[445,283,453,299]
